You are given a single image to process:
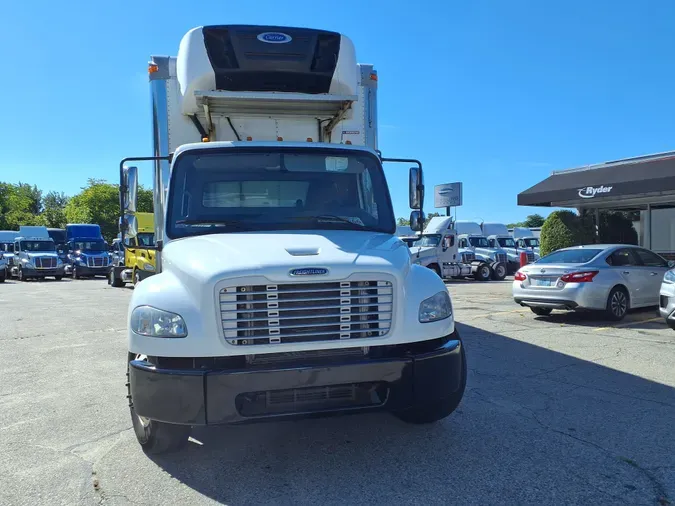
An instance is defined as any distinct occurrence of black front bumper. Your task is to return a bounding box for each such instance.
[22,266,65,277]
[129,331,465,425]
[73,264,110,275]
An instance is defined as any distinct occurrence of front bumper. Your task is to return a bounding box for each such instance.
[659,284,675,328]
[129,331,465,425]
[22,265,65,277]
[73,263,110,275]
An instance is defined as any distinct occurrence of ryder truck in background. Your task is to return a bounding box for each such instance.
[120,24,466,454]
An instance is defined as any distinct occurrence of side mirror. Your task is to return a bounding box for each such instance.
[124,214,138,239]
[410,210,426,232]
[408,167,424,210]
[122,166,138,213]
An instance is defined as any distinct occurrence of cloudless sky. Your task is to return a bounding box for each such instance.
[2,0,675,223]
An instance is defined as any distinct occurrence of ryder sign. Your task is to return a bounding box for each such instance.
[578,185,613,199]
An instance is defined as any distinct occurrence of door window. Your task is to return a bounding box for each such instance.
[606,248,638,267]
[633,248,667,267]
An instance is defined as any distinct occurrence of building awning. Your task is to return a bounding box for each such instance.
[518,152,675,208]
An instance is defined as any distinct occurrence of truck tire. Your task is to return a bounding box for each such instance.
[127,356,190,454]
[73,265,80,280]
[54,275,63,281]
[18,267,27,282]
[109,269,124,288]
[395,341,466,424]
[474,263,491,282]
[133,269,141,286]
[0,270,5,283]
[491,262,507,281]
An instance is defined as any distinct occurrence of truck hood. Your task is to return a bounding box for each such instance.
[162,231,411,285]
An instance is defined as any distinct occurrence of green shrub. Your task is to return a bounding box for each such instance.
[598,211,638,245]
[540,210,586,257]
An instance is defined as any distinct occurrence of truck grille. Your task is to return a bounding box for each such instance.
[87,256,109,267]
[461,252,475,263]
[526,251,535,262]
[495,253,507,264]
[35,257,56,269]
[220,280,393,346]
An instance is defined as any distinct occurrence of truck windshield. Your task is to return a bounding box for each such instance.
[522,238,539,247]
[73,241,107,252]
[0,242,13,252]
[468,237,489,248]
[413,234,441,247]
[135,233,155,247]
[497,238,516,248]
[166,148,395,238]
[21,241,56,252]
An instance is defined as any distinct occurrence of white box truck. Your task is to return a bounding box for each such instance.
[120,25,466,454]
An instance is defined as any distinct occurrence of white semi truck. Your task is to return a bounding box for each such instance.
[455,221,508,280]
[120,25,466,454]
[481,222,537,273]
[408,216,494,281]
[512,226,540,255]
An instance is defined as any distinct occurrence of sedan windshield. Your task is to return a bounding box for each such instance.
[21,241,56,252]
[498,238,516,248]
[469,237,489,248]
[73,241,107,252]
[166,148,395,238]
[413,234,441,247]
[537,248,603,264]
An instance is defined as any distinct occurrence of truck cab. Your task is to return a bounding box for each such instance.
[512,227,540,255]
[66,224,111,279]
[409,216,495,281]
[0,231,19,280]
[120,25,466,454]
[11,226,65,281]
[482,222,538,273]
[109,212,157,286]
[455,221,508,280]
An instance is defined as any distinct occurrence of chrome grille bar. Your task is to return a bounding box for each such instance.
[220,280,393,346]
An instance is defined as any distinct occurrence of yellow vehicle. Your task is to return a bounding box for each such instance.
[108,212,156,287]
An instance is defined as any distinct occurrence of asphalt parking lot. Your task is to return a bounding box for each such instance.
[1,276,674,505]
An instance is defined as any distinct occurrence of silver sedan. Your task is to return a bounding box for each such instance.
[513,244,673,320]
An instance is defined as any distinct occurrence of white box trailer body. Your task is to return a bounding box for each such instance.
[120,25,466,453]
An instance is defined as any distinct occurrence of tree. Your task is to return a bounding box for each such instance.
[40,191,69,228]
[137,186,153,213]
[65,179,120,242]
[523,214,545,228]
[540,210,587,256]
[397,217,410,226]
[598,211,638,245]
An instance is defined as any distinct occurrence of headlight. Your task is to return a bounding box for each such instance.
[419,290,452,323]
[664,270,675,284]
[22,259,34,269]
[130,306,187,338]
[142,263,155,272]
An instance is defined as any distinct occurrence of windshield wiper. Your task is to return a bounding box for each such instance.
[290,215,366,227]
[175,219,247,229]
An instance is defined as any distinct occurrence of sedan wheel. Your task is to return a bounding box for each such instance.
[606,287,629,321]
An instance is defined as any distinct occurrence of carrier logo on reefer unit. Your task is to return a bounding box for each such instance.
[257,32,293,44]
[289,267,328,276]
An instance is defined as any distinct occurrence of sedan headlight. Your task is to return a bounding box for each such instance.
[664,270,675,284]
[130,306,187,338]
[419,290,452,323]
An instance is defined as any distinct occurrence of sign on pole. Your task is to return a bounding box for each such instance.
[434,183,463,208]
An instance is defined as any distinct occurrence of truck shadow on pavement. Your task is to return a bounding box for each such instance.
[146,322,675,505]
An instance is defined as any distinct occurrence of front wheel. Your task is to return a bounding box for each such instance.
[54,275,63,281]
[109,269,124,288]
[474,264,492,282]
[18,267,26,282]
[395,344,467,424]
[73,266,80,280]
[128,358,190,454]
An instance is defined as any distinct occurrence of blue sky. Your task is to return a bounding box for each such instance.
[2,0,675,223]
